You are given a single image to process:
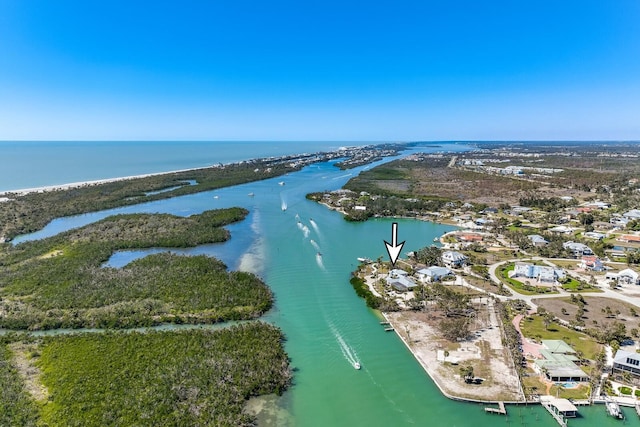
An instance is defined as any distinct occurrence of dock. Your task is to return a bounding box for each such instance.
[484,401,507,415]
[539,396,578,427]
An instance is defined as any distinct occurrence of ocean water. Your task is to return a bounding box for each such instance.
[8,141,636,426]
[0,140,375,192]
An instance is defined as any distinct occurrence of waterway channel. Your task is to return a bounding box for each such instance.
[12,145,635,426]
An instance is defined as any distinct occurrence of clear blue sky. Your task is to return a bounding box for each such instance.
[1,1,639,141]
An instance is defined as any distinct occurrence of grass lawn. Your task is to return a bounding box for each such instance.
[520,315,603,360]
[549,384,591,400]
[499,264,557,296]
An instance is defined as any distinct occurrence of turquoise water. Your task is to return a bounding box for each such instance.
[9,142,639,426]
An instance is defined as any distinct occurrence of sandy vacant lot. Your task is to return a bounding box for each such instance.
[385,300,523,402]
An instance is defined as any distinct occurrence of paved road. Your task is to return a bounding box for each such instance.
[483,257,640,312]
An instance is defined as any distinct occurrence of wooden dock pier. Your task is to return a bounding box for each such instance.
[484,401,507,415]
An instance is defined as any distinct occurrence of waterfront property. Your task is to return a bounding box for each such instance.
[533,340,589,382]
[386,270,418,292]
[612,350,640,378]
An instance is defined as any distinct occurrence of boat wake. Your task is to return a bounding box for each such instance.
[315,252,325,270]
[330,323,360,369]
[296,221,310,238]
[309,239,321,252]
[309,218,321,236]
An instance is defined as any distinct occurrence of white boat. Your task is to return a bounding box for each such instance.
[353,362,361,370]
[213,195,219,199]
[357,257,372,263]
[248,192,255,197]
[278,181,285,186]
[606,400,624,419]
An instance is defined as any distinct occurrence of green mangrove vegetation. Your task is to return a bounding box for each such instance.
[2,324,291,426]
[0,343,38,427]
[0,208,273,330]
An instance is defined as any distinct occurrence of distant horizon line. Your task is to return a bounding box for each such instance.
[1,139,639,143]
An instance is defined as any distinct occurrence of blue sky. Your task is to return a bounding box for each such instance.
[0,1,639,141]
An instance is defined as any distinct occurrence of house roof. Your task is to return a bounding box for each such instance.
[528,234,549,244]
[442,251,467,261]
[613,349,640,366]
[422,266,453,277]
[619,269,639,279]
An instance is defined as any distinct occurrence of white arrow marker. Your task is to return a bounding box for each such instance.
[384,222,405,267]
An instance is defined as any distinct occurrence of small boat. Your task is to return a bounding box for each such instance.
[248,192,255,197]
[278,181,285,186]
[353,362,361,370]
[357,257,372,263]
[317,252,322,257]
[606,400,624,419]
[213,195,219,199]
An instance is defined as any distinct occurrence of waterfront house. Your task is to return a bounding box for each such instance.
[441,251,468,268]
[416,266,453,283]
[386,274,418,292]
[563,241,594,257]
[513,262,564,283]
[613,350,640,378]
[527,234,549,246]
[617,268,640,286]
[534,340,589,382]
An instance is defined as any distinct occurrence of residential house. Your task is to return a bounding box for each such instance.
[441,251,468,268]
[514,262,565,283]
[579,255,604,271]
[416,266,453,283]
[528,234,549,246]
[549,225,575,234]
[456,233,483,243]
[563,241,594,257]
[623,209,640,221]
[583,231,606,240]
[618,269,640,286]
[386,273,418,292]
[613,350,640,378]
[534,340,589,382]
[619,234,640,244]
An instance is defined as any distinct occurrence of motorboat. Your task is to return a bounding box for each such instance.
[354,362,361,370]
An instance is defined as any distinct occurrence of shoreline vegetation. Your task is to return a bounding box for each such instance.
[0,142,406,425]
[0,143,403,241]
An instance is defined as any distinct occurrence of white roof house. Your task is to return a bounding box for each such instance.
[528,234,549,246]
[623,209,640,220]
[416,266,453,283]
[441,251,468,268]
[618,269,640,286]
[613,350,640,377]
[514,263,565,283]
